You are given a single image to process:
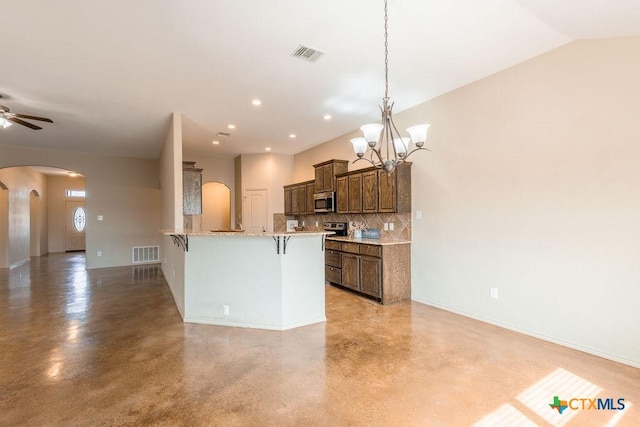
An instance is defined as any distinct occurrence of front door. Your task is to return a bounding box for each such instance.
[65,201,86,252]
[242,190,267,233]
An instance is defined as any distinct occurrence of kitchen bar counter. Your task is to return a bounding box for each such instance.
[161,230,331,330]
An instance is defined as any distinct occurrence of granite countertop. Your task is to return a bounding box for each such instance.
[161,229,333,237]
[325,235,411,246]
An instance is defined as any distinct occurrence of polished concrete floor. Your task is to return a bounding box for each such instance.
[1,253,638,426]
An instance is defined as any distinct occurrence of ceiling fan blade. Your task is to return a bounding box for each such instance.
[6,116,43,130]
[13,113,53,123]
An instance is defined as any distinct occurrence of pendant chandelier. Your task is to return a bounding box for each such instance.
[351,0,430,174]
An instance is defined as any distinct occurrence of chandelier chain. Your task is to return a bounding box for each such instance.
[384,0,389,100]
[350,0,430,174]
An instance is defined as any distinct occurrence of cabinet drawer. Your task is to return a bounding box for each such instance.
[325,250,342,268]
[325,265,342,284]
[341,242,360,254]
[359,244,381,258]
[325,240,342,251]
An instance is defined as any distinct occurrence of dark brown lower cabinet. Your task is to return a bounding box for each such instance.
[341,253,359,290]
[324,239,410,304]
[359,256,381,297]
[324,242,342,285]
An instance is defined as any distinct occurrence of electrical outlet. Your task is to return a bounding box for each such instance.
[416,210,422,219]
[491,288,498,299]
[389,222,395,231]
[223,305,230,315]
[97,215,104,221]
[383,223,389,230]
[315,221,318,227]
[97,251,102,257]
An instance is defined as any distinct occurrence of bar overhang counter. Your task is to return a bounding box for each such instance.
[161,230,332,330]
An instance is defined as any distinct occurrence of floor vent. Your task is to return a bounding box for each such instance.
[132,246,160,263]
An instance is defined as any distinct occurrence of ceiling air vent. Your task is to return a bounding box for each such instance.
[291,45,325,63]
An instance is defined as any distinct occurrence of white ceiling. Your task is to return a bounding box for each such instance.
[1,0,639,160]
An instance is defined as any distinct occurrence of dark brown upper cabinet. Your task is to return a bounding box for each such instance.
[313,160,349,193]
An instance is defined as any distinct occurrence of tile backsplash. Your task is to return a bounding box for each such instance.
[274,212,411,241]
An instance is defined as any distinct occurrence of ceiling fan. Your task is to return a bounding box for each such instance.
[0,95,53,130]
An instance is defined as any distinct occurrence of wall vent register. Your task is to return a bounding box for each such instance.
[132,246,160,263]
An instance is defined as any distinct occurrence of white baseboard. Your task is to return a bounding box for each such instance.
[183,316,327,331]
[412,297,640,369]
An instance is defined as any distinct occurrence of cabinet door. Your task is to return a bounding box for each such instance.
[297,185,306,214]
[306,182,315,214]
[291,186,300,215]
[325,265,342,285]
[314,167,324,193]
[348,174,362,213]
[378,169,397,212]
[359,256,381,297]
[362,170,378,213]
[336,176,349,213]
[325,250,342,268]
[323,164,334,192]
[284,187,292,215]
[341,253,359,290]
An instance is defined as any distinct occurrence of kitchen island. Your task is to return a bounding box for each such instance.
[161,230,331,330]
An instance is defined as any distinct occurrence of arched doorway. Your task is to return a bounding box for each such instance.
[0,181,8,268]
[30,190,41,257]
[202,182,231,231]
[0,166,86,266]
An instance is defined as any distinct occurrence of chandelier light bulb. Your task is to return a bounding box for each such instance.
[351,137,368,157]
[407,124,430,147]
[393,137,411,157]
[360,123,383,145]
[0,117,12,128]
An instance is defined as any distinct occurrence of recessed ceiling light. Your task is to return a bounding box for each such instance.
[265,147,272,151]
[323,114,332,120]
[289,134,296,139]
[251,99,262,106]
[227,124,236,129]
[212,140,220,145]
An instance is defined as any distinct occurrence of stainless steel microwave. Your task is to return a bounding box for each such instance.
[314,192,335,213]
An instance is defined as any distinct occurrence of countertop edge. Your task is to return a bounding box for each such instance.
[160,230,334,237]
[325,236,411,246]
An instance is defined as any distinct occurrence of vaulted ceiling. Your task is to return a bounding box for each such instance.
[2,0,639,160]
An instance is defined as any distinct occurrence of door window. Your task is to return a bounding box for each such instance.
[73,207,86,232]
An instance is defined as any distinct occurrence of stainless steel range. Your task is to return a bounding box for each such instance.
[323,221,348,236]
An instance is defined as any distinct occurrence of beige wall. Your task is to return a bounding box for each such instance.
[294,37,640,367]
[0,183,8,268]
[160,112,183,230]
[0,146,161,269]
[0,167,48,268]
[234,156,242,227]
[294,135,364,182]
[47,175,86,253]
[238,153,293,232]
